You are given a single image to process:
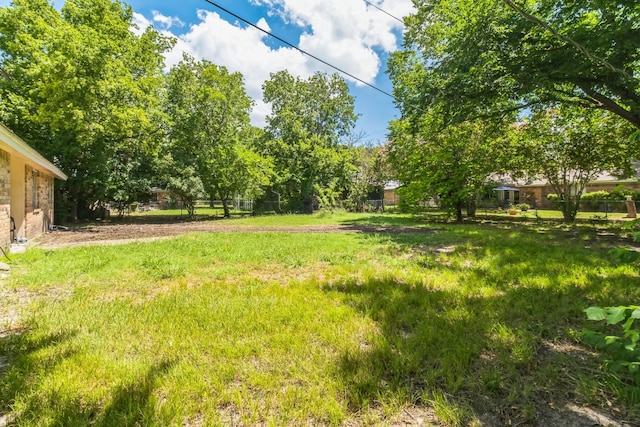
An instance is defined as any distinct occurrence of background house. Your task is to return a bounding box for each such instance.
[517,171,640,209]
[0,123,67,248]
[383,181,401,206]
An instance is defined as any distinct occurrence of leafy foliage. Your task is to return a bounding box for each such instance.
[344,144,390,212]
[387,116,517,222]
[164,165,205,218]
[260,71,357,213]
[0,0,172,221]
[164,56,270,218]
[394,0,640,129]
[517,105,637,222]
[581,306,640,386]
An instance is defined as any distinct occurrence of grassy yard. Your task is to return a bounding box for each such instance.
[130,206,631,223]
[1,214,639,425]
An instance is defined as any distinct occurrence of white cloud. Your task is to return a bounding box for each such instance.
[152,11,185,30]
[137,0,414,126]
[131,12,152,36]
[163,10,310,126]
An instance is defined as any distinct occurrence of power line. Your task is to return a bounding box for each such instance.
[200,0,395,100]
[363,0,405,25]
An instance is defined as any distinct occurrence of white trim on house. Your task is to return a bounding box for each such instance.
[0,123,67,180]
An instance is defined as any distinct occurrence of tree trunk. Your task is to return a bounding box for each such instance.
[69,187,80,223]
[455,201,464,223]
[221,199,230,218]
[467,198,477,218]
[302,196,314,214]
[561,197,578,223]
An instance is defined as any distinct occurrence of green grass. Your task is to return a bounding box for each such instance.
[474,208,628,221]
[1,215,639,425]
[131,206,630,224]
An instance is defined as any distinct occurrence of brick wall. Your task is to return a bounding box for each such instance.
[0,149,10,246]
[521,182,640,209]
[24,165,54,240]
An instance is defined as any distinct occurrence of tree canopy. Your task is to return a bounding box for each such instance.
[387,115,517,222]
[260,71,358,213]
[391,0,640,129]
[518,105,637,222]
[0,0,172,221]
[164,56,269,218]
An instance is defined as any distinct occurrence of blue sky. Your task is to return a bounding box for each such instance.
[1,0,415,143]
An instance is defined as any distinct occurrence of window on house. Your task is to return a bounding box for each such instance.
[32,170,38,209]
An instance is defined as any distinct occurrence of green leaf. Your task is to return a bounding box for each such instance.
[606,307,627,325]
[631,308,640,319]
[584,306,607,321]
[620,250,640,264]
[605,335,620,345]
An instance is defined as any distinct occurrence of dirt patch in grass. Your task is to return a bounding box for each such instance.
[32,217,440,249]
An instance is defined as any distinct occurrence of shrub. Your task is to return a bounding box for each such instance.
[516,203,530,211]
[581,190,609,201]
[608,189,635,201]
[580,306,640,386]
[547,193,559,201]
[581,191,609,210]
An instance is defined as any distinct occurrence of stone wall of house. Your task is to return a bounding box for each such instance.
[24,165,54,240]
[585,182,640,194]
[383,189,399,206]
[521,182,640,209]
[0,149,10,246]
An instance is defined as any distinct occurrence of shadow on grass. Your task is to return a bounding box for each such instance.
[94,360,175,427]
[339,214,430,227]
[327,225,640,425]
[0,329,79,420]
[0,327,174,426]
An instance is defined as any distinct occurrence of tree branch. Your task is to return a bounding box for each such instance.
[579,84,640,129]
[501,0,636,83]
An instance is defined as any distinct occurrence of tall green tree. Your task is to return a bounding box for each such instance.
[165,56,269,218]
[519,105,637,222]
[391,0,640,130]
[261,71,357,213]
[388,116,517,222]
[0,0,172,221]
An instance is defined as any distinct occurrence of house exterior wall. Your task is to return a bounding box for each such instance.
[0,149,10,246]
[383,189,400,206]
[519,182,640,209]
[24,165,54,240]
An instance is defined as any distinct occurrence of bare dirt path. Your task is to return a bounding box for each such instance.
[32,218,436,249]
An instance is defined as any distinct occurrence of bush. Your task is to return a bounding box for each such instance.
[608,189,635,201]
[547,193,559,201]
[580,191,609,210]
[581,190,609,201]
[580,306,640,387]
[516,203,530,211]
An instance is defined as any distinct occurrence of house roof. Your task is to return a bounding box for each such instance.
[0,123,67,180]
[494,185,520,192]
[384,180,402,190]
[517,174,639,188]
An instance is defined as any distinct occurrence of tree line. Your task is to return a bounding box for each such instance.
[386,0,639,222]
[0,0,389,222]
[2,0,638,224]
